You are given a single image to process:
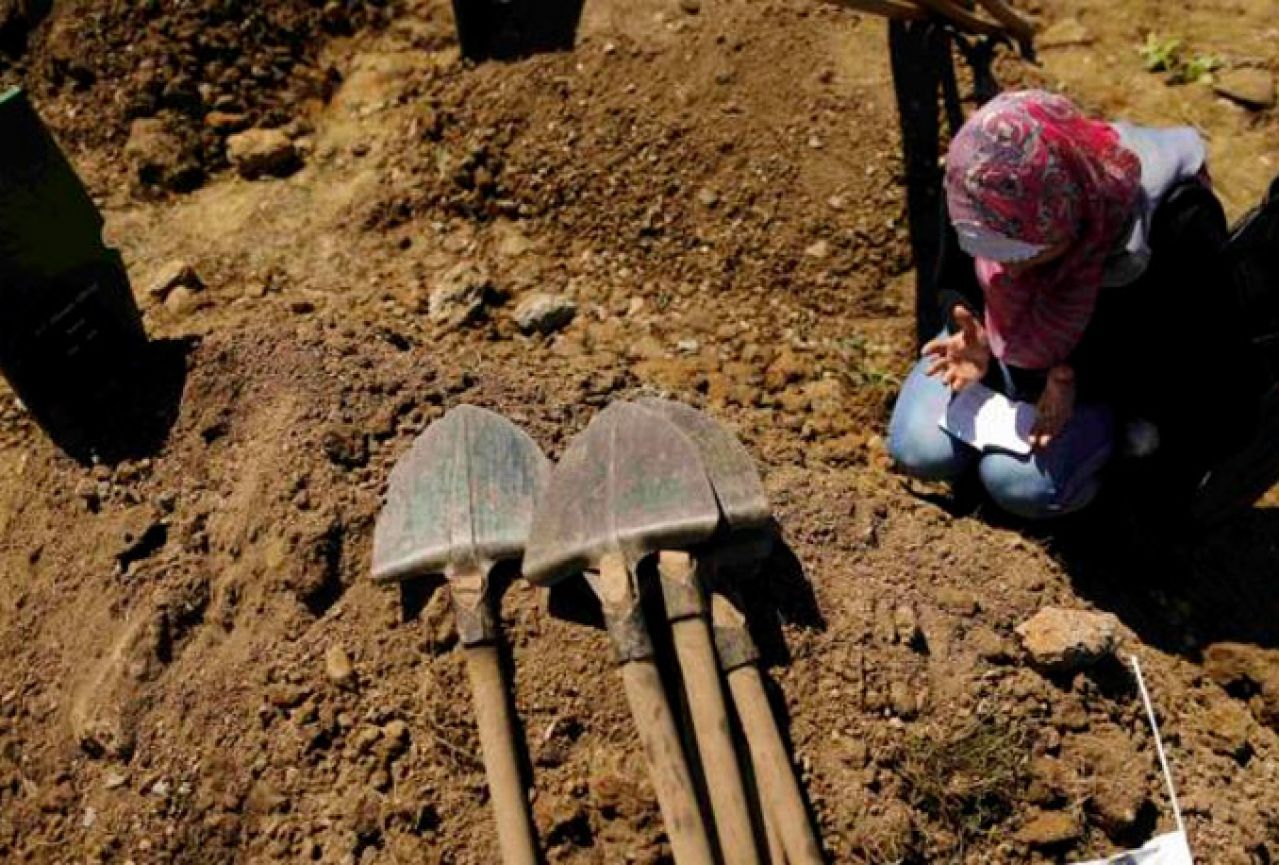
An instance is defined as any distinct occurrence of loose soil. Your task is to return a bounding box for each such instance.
[1,1,1278,863]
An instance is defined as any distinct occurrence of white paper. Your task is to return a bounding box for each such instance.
[1071,830,1194,864]
[937,383,1036,456]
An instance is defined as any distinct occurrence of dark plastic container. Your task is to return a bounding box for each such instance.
[450,0,583,60]
[0,87,149,457]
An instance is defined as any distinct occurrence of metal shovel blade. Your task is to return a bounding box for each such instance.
[523,401,722,586]
[372,405,550,583]
[633,398,772,531]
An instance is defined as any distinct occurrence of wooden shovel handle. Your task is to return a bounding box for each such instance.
[622,659,718,865]
[464,645,539,865]
[913,0,1004,35]
[728,666,825,865]
[661,552,762,865]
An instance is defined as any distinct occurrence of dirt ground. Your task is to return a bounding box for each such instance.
[1,0,1278,863]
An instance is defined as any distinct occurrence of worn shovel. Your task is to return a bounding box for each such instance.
[523,401,722,865]
[637,398,824,865]
[372,404,548,865]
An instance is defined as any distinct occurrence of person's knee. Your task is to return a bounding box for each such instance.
[978,454,1098,519]
[888,418,970,482]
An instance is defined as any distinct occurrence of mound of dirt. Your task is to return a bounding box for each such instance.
[0,0,398,191]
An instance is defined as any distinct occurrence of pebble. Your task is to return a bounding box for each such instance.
[513,293,577,335]
[324,644,355,686]
[164,286,201,317]
[146,260,203,301]
[1015,607,1119,673]
[678,0,701,14]
[226,128,302,179]
[804,239,830,259]
[893,604,923,649]
[1214,68,1276,110]
[428,262,494,329]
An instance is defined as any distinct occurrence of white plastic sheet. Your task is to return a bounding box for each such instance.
[1072,830,1193,864]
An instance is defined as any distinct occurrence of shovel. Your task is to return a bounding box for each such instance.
[523,402,722,865]
[636,398,824,865]
[372,404,549,865]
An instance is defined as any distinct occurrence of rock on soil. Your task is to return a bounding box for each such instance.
[1015,607,1119,672]
[324,644,355,686]
[145,260,203,301]
[428,262,496,328]
[1214,68,1277,110]
[226,128,302,179]
[513,292,577,335]
[124,118,203,192]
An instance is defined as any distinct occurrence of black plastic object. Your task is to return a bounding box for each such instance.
[0,87,150,459]
[1229,173,1279,375]
[450,0,584,61]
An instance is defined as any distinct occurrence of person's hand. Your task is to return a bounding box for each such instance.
[923,306,990,392]
[1030,365,1076,450]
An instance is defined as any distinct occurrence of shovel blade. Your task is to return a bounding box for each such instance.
[634,398,772,531]
[372,405,550,582]
[524,402,721,586]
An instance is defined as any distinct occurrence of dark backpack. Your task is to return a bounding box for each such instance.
[1227,174,1279,375]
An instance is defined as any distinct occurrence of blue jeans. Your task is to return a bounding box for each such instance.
[887,353,1116,519]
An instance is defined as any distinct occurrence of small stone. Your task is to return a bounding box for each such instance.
[1015,607,1119,672]
[804,239,830,259]
[893,604,923,649]
[428,262,494,329]
[324,644,355,686]
[513,293,577,335]
[164,286,200,317]
[1214,68,1276,110]
[125,118,202,192]
[103,771,129,790]
[204,111,250,132]
[1016,810,1080,849]
[352,726,382,755]
[678,0,700,14]
[1038,17,1093,49]
[696,187,719,208]
[226,128,301,179]
[146,260,203,301]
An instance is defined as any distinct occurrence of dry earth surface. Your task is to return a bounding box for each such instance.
[1,0,1278,863]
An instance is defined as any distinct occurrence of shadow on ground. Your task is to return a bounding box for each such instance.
[1044,499,1279,655]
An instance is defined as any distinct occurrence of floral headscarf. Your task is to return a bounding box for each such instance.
[945,90,1142,370]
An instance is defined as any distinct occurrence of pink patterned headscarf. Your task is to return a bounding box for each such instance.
[945,90,1142,370]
